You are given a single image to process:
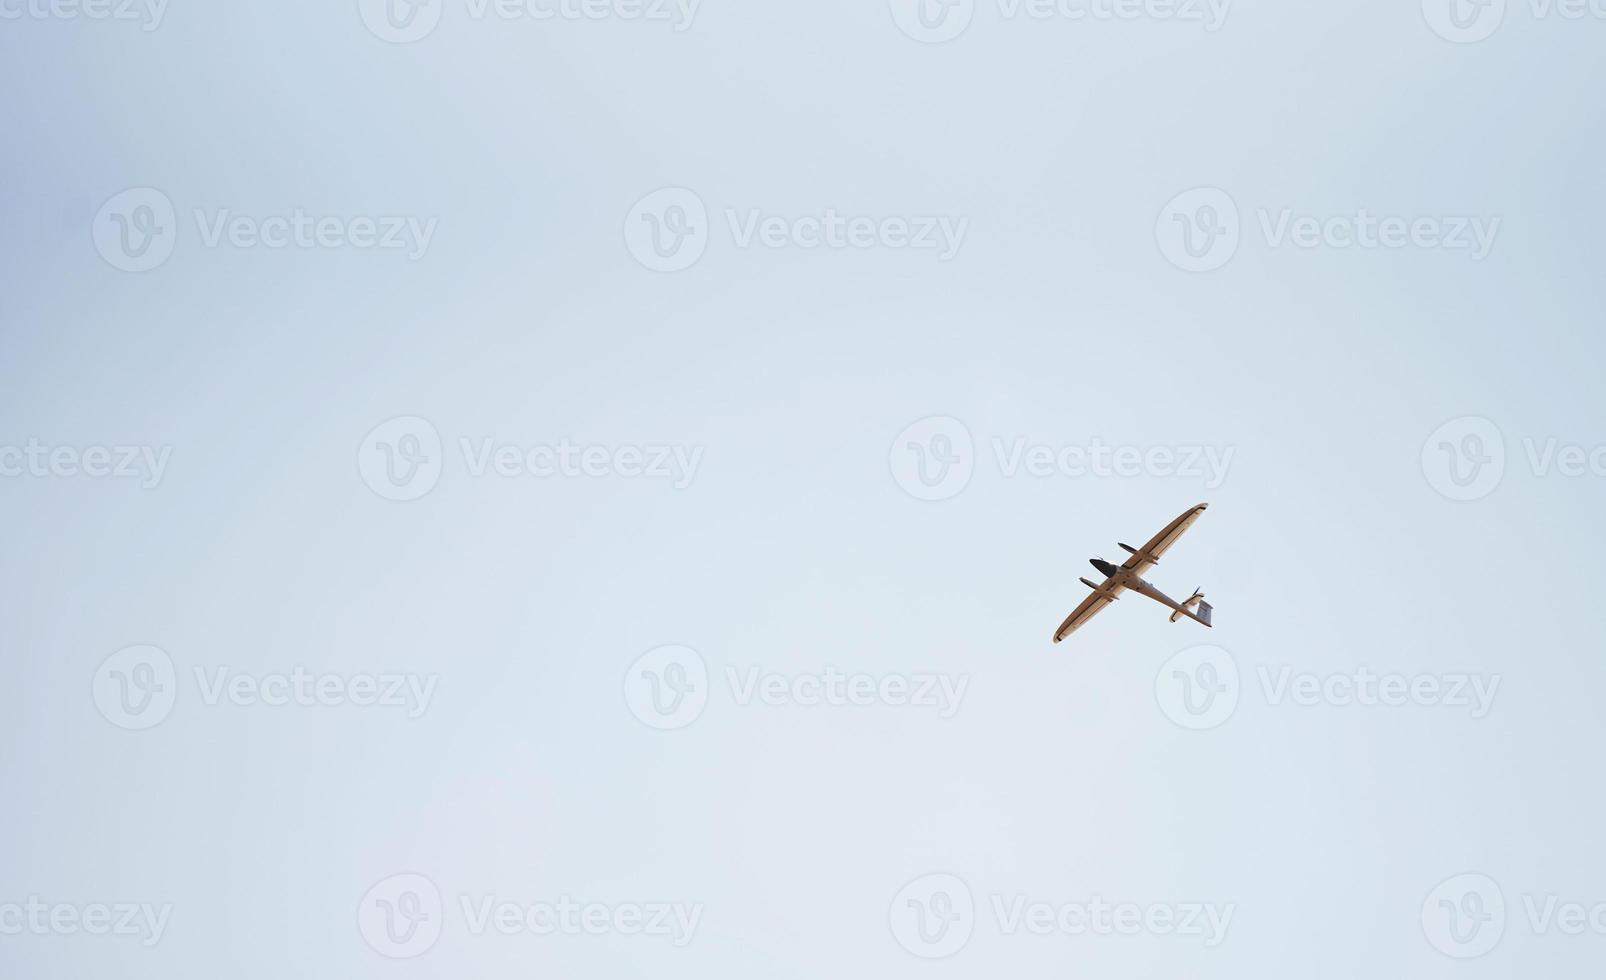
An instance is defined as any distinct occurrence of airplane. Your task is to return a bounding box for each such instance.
[1052,502,1214,643]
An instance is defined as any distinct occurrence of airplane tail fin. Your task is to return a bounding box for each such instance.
[1170,589,1212,627]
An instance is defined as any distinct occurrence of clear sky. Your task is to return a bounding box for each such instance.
[3,1,1604,977]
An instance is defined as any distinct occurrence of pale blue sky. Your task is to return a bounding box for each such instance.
[3,1,1604,977]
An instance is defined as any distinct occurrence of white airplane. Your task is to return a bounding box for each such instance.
[1052,503,1214,643]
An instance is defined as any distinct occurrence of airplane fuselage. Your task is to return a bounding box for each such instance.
[1088,558,1196,620]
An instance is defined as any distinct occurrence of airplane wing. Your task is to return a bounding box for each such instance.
[1052,579,1125,643]
[1120,503,1208,575]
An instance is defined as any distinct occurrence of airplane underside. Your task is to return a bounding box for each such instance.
[1052,503,1214,643]
[1124,576,1212,627]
